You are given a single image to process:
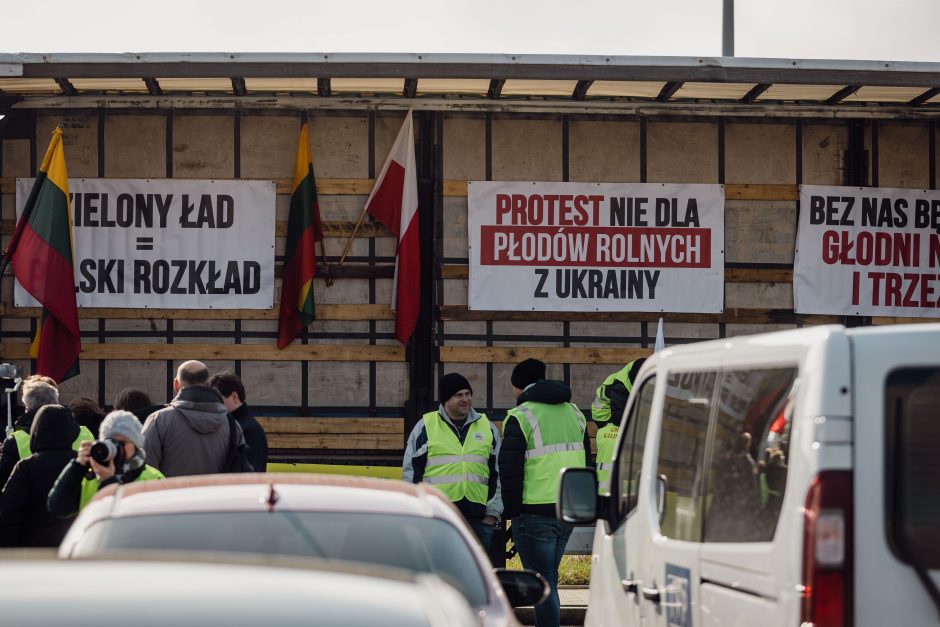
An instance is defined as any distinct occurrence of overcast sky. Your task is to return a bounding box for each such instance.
[2,0,939,62]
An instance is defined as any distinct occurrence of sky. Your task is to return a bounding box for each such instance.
[2,0,939,62]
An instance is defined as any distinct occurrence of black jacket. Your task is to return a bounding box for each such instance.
[0,407,39,491]
[231,404,267,473]
[498,380,593,519]
[0,406,79,547]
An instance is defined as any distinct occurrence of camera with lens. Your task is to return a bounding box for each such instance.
[90,439,122,465]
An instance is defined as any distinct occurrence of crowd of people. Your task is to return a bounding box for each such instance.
[0,361,268,548]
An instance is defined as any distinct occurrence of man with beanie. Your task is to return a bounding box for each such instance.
[499,358,591,627]
[402,372,503,549]
[591,358,646,494]
[48,410,164,517]
[0,405,80,547]
[142,360,247,477]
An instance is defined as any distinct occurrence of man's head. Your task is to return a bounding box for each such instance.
[439,373,473,422]
[99,410,146,462]
[511,358,545,398]
[209,371,246,413]
[114,387,154,413]
[21,377,59,411]
[174,360,209,394]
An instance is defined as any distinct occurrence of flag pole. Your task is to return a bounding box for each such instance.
[330,202,371,285]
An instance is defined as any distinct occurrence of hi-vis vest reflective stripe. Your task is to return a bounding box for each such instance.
[590,362,637,424]
[79,464,165,510]
[595,423,620,494]
[508,402,586,505]
[422,411,493,505]
[13,425,95,460]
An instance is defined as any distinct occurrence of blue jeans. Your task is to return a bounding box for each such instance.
[511,514,572,627]
[469,518,495,551]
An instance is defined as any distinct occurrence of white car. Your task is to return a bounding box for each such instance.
[559,323,940,627]
[60,473,547,627]
[2,552,481,626]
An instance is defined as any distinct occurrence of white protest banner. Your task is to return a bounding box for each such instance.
[15,178,275,309]
[468,182,724,312]
[794,185,940,317]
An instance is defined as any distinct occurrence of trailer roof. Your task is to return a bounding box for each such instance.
[1,52,938,116]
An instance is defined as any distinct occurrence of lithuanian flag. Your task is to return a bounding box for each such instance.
[9,127,80,382]
[276,122,324,348]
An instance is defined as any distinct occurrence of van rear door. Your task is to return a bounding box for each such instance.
[852,325,940,626]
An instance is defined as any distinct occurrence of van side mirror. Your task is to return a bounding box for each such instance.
[556,467,598,524]
[494,568,550,607]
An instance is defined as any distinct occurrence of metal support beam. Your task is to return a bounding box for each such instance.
[487,79,505,99]
[317,78,331,97]
[143,77,162,96]
[741,83,771,104]
[825,85,860,105]
[657,81,683,102]
[231,77,247,96]
[909,87,940,106]
[573,80,593,100]
[403,78,418,98]
[55,78,77,96]
[722,0,734,57]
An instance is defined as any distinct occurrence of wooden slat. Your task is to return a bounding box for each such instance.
[257,417,402,435]
[871,316,940,325]
[0,303,392,321]
[0,177,376,196]
[439,305,838,326]
[725,183,798,201]
[1,219,391,239]
[443,180,468,197]
[442,265,795,284]
[267,434,402,449]
[0,342,404,362]
[440,345,651,365]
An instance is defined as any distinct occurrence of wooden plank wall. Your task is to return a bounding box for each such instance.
[2,111,938,464]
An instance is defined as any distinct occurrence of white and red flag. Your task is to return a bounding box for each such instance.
[365,111,420,344]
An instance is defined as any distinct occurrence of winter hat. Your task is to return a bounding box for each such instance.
[511,358,546,389]
[99,410,145,449]
[439,373,472,402]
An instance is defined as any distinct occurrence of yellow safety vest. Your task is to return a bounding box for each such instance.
[79,464,165,509]
[422,411,493,505]
[13,425,95,460]
[595,423,619,494]
[507,401,586,504]
[590,361,637,425]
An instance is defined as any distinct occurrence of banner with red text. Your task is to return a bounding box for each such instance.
[467,182,724,312]
[795,185,940,317]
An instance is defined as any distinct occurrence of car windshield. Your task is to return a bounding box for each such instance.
[71,511,489,607]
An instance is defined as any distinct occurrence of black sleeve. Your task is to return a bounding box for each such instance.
[498,415,526,520]
[605,380,630,427]
[583,428,595,470]
[244,425,269,473]
[0,437,21,492]
[487,447,498,502]
[47,460,89,518]
[0,461,29,546]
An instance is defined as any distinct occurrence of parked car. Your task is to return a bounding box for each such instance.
[558,323,940,627]
[0,551,481,626]
[60,473,548,626]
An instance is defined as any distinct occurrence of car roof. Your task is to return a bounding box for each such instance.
[0,553,477,627]
[91,473,463,522]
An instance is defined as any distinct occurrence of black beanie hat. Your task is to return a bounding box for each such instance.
[439,373,472,402]
[511,358,546,389]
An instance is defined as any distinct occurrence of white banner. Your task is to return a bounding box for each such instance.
[15,178,276,309]
[467,181,724,312]
[795,185,940,317]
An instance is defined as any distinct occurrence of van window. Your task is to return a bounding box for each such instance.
[656,371,717,542]
[615,376,655,522]
[703,368,798,542]
[886,367,940,568]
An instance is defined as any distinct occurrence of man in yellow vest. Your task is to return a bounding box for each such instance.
[498,358,590,627]
[48,410,164,517]
[591,358,646,494]
[403,373,502,549]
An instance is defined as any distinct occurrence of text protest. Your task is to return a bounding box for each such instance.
[468,182,724,312]
[15,179,275,309]
[795,185,940,316]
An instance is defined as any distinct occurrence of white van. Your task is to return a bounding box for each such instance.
[558,323,940,627]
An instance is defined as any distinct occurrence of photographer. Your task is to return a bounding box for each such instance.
[48,411,164,518]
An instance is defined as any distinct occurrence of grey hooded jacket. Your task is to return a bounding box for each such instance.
[142,385,246,477]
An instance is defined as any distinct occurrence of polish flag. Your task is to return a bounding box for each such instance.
[365,111,420,344]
